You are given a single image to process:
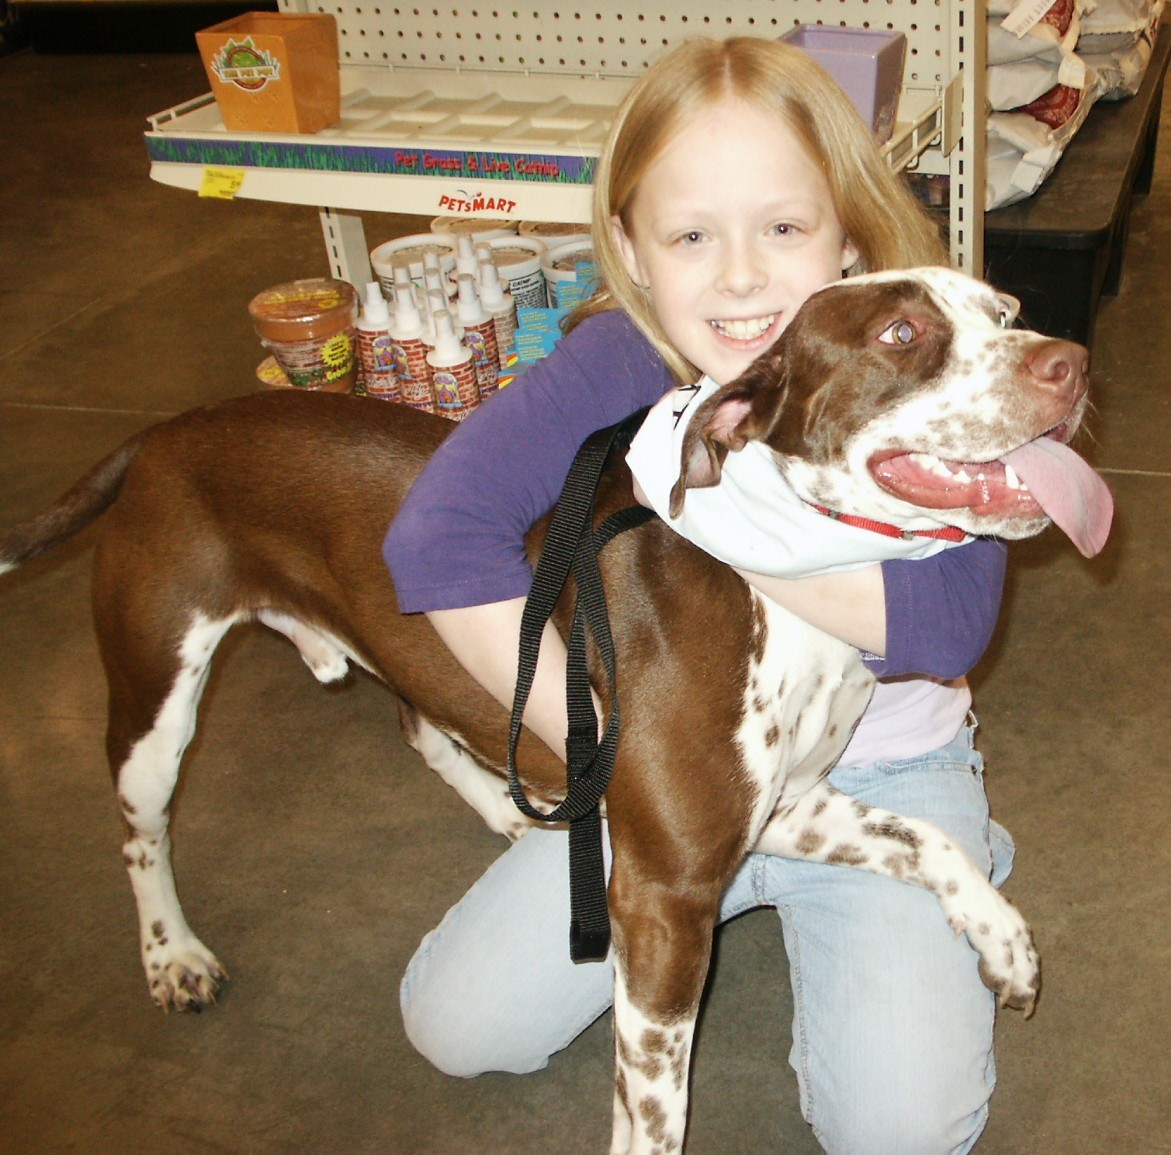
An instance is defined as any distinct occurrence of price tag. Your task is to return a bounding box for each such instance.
[1000,0,1060,39]
[198,167,247,199]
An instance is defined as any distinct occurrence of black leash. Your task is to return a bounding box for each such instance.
[506,409,654,961]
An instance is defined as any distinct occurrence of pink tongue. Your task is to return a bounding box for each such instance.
[1000,439,1114,557]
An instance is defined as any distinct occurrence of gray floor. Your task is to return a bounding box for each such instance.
[1,47,1169,1155]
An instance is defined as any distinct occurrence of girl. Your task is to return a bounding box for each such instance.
[384,37,1013,1154]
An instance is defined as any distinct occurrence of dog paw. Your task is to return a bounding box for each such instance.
[945,891,1040,1017]
[145,944,229,1012]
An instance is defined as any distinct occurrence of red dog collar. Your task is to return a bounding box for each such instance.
[807,504,967,543]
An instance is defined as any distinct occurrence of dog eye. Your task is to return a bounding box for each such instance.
[995,293,1021,328]
[878,320,918,345]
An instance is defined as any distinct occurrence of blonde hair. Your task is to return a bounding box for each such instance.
[570,36,948,384]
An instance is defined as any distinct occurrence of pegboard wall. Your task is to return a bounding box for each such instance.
[285,0,955,87]
[274,0,983,269]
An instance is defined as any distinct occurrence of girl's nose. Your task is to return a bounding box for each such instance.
[716,243,767,296]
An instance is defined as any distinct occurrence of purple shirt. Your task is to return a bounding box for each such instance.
[383,310,1006,681]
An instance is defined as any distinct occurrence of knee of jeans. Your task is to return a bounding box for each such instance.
[812,1096,988,1155]
[399,955,554,1079]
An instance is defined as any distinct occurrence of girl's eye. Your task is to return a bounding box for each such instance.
[676,230,706,246]
[878,319,918,346]
[770,223,796,237]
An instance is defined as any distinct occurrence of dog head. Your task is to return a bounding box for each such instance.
[670,266,1113,557]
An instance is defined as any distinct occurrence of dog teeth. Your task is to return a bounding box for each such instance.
[710,314,776,340]
[1004,463,1027,491]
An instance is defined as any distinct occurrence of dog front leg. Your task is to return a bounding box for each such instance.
[757,782,1040,1015]
[605,844,729,1155]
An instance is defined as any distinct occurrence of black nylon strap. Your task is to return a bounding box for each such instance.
[507,410,654,960]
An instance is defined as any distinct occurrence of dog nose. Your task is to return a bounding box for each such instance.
[1025,339,1089,400]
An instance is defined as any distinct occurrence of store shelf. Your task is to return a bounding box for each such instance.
[145,0,983,282]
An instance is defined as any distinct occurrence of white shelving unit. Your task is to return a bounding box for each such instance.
[146,0,986,287]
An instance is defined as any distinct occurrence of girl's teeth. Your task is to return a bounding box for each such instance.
[711,314,775,340]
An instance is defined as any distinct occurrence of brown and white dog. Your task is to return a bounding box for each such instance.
[0,267,1112,1154]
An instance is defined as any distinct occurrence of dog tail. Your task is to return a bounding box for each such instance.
[0,429,151,574]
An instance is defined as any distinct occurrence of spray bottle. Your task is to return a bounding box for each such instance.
[356,282,399,401]
[390,287,434,413]
[456,274,500,398]
[456,233,479,282]
[478,259,518,370]
[427,310,479,422]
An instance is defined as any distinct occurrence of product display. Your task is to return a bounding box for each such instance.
[356,282,399,401]
[247,277,358,392]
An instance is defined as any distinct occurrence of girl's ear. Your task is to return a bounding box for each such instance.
[611,214,649,287]
[840,236,860,273]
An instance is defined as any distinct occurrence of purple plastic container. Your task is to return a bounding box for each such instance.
[780,25,907,142]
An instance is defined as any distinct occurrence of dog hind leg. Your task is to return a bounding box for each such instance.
[113,612,239,1011]
[756,781,1040,1014]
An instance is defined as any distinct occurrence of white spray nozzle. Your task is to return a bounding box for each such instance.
[479,260,507,308]
[395,288,422,332]
[432,309,463,359]
[457,274,485,323]
[363,281,391,325]
[456,234,478,279]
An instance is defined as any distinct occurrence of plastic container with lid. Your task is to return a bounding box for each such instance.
[247,277,359,392]
[430,216,519,243]
[519,220,592,253]
[541,238,596,308]
[481,235,548,311]
[371,233,458,301]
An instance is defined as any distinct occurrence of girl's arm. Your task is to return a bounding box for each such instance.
[733,564,887,656]
[384,310,674,612]
[736,536,1008,680]
[384,311,674,757]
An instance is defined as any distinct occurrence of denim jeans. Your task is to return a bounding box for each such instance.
[400,724,1014,1155]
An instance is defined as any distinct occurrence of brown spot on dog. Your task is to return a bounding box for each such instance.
[639,1095,669,1145]
[796,828,826,855]
[828,844,868,866]
[642,1028,668,1055]
[864,819,922,850]
[764,725,779,747]
[945,880,959,896]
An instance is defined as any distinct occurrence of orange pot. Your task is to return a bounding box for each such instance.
[197,12,339,135]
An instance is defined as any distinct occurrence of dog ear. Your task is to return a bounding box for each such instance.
[667,386,756,518]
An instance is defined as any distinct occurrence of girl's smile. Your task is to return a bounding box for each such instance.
[613,95,858,385]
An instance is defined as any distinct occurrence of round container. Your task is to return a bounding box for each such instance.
[519,220,592,253]
[370,233,458,300]
[431,216,518,243]
[541,238,596,309]
[484,235,548,312]
[247,278,359,393]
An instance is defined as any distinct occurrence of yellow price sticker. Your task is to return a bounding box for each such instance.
[199,167,247,199]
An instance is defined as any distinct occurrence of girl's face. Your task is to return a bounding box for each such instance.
[613,96,859,385]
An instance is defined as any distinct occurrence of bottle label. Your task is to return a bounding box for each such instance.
[392,336,434,411]
[360,331,401,402]
[432,360,479,421]
[491,309,518,367]
[462,321,500,397]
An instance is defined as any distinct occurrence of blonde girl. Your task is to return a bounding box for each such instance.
[385,37,1011,1154]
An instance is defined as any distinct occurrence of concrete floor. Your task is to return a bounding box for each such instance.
[1,47,1170,1155]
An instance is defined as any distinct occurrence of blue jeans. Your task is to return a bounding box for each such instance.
[400,724,1014,1155]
